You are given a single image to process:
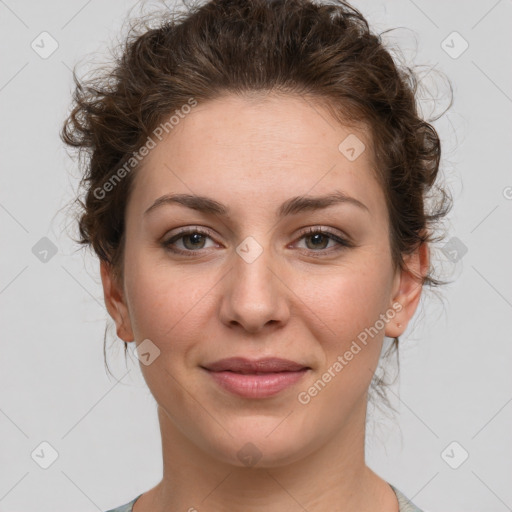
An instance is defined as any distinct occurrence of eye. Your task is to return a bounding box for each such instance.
[161,226,353,257]
[293,227,353,255]
[161,228,218,255]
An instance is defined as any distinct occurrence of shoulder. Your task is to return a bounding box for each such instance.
[389,484,424,512]
[103,494,142,512]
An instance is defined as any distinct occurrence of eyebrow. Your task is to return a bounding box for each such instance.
[143,190,370,218]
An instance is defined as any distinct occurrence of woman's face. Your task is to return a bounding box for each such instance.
[102,93,423,467]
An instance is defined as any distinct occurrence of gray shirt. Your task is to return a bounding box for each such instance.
[104,483,423,511]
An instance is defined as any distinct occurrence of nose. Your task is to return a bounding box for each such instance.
[219,240,290,334]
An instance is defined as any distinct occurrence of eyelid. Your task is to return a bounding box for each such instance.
[290,226,354,254]
[294,226,353,244]
[162,226,218,248]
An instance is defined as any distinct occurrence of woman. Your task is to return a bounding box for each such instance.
[61,0,452,510]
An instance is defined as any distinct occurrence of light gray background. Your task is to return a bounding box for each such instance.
[1,0,511,510]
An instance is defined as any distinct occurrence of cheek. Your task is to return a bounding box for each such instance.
[309,261,392,339]
[296,270,391,413]
[123,250,210,343]
[123,262,210,399]
[300,255,394,395]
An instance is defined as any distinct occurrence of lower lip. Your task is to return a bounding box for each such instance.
[204,369,309,398]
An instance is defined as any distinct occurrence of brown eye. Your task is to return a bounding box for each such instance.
[304,232,331,250]
[162,228,217,255]
[181,232,207,250]
[295,227,353,255]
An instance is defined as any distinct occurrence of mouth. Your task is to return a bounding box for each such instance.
[202,357,309,373]
[201,357,311,398]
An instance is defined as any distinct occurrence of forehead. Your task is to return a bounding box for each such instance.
[127,93,386,222]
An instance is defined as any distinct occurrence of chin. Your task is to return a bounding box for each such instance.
[205,420,313,469]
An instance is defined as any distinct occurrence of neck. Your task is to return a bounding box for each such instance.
[135,399,397,512]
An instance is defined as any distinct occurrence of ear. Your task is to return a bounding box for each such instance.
[385,242,429,339]
[100,260,135,342]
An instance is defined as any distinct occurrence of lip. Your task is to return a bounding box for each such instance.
[201,357,310,399]
[202,357,309,373]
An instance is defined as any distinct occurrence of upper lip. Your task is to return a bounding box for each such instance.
[202,357,309,373]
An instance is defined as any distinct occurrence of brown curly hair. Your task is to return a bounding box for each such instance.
[61,0,453,410]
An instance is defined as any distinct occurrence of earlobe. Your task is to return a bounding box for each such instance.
[385,242,429,339]
[100,260,135,342]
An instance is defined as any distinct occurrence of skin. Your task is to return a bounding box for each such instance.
[101,93,428,512]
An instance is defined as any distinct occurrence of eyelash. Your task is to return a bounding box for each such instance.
[161,226,353,257]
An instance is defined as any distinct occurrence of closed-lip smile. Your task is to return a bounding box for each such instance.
[201,357,310,398]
